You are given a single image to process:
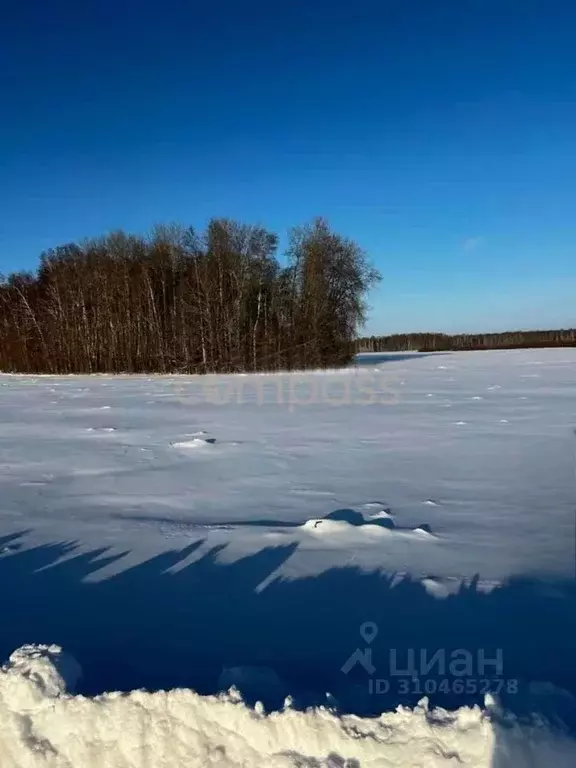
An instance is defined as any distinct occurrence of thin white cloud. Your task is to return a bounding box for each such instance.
[463,237,484,251]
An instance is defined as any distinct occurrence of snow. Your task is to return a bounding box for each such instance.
[1,645,576,768]
[1,348,573,585]
[1,348,576,765]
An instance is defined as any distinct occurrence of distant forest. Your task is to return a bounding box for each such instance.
[0,218,380,374]
[356,329,576,353]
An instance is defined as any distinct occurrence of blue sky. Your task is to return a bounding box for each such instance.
[1,0,575,334]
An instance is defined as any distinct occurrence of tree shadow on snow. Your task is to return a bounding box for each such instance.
[0,528,575,755]
[353,352,450,367]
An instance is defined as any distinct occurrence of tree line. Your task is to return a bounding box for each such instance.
[0,218,380,374]
[357,329,576,353]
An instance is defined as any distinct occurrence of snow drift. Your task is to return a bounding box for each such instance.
[1,646,576,768]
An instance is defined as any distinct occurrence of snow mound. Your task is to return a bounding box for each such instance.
[1,645,576,767]
[366,508,395,521]
[421,577,462,599]
[413,523,434,536]
[301,518,352,534]
[172,437,216,449]
[301,509,433,538]
[2,644,82,701]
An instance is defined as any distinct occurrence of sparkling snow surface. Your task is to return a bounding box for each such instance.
[1,349,574,584]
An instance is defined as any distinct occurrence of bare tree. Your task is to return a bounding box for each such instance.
[0,218,380,374]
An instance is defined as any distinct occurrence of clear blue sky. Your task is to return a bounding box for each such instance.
[1,0,575,334]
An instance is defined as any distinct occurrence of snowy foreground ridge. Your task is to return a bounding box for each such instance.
[1,645,575,768]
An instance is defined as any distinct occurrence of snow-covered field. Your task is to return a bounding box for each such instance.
[1,348,575,765]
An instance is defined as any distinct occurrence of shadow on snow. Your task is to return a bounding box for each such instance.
[1,527,575,761]
[111,507,425,532]
[353,352,449,367]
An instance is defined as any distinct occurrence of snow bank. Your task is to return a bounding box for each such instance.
[1,646,576,768]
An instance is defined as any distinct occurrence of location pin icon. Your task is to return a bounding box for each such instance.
[359,621,378,644]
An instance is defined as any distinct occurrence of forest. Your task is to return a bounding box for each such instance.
[0,218,380,374]
[356,329,576,353]
[2,217,573,375]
